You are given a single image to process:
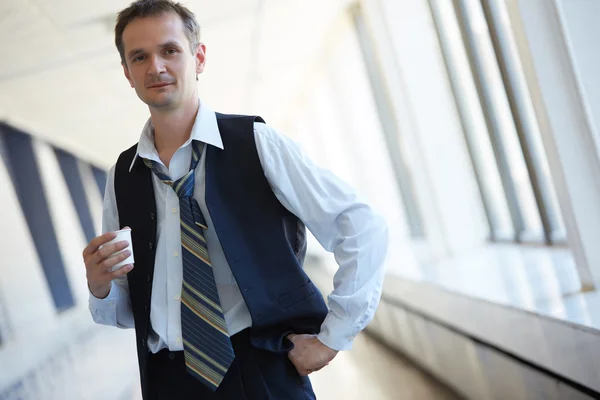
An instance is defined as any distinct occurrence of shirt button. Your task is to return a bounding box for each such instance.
[175,294,181,301]
[172,208,177,214]
[173,251,179,257]
[176,337,182,343]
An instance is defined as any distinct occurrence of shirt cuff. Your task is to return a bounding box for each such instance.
[88,282,118,322]
[317,311,359,351]
[88,281,118,302]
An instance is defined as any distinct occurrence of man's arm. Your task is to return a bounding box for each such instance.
[254,123,388,372]
[87,165,136,329]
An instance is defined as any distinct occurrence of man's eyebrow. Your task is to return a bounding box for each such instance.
[127,48,145,60]
[159,40,184,49]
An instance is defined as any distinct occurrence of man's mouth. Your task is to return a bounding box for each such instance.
[148,82,173,88]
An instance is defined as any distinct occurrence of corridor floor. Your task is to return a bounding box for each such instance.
[310,333,461,400]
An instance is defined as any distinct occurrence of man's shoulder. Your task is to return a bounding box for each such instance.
[113,142,140,174]
[214,112,276,136]
[215,112,266,124]
[214,112,269,148]
[120,142,139,156]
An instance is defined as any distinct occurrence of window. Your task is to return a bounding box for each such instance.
[428,0,566,245]
[54,148,96,242]
[0,123,75,311]
[91,165,108,199]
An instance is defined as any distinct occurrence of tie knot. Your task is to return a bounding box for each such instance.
[172,170,195,199]
[142,140,204,200]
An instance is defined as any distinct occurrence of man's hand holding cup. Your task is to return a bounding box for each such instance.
[83,228,134,299]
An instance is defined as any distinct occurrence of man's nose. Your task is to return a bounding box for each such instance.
[147,55,166,75]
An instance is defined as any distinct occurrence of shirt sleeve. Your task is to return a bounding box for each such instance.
[253,123,389,351]
[88,165,135,329]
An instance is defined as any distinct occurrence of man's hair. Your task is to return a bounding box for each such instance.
[115,0,201,65]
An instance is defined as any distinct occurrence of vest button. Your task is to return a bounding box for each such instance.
[149,242,153,250]
[141,339,146,348]
[147,274,152,282]
[150,212,155,220]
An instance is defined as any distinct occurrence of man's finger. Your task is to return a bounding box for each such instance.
[98,250,132,272]
[92,241,130,266]
[287,351,304,374]
[290,360,307,376]
[109,263,134,279]
[287,333,298,342]
[83,232,117,258]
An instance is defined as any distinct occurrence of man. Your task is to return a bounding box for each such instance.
[84,0,388,399]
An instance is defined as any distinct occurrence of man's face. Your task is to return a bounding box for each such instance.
[121,12,205,111]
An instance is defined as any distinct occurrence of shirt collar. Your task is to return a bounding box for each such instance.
[128,99,223,172]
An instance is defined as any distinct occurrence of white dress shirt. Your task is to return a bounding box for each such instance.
[89,100,388,352]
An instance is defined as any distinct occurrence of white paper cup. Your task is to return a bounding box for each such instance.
[102,228,134,272]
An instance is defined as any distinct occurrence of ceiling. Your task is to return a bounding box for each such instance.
[0,0,352,167]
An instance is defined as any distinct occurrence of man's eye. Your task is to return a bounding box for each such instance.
[166,49,177,54]
[133,55,145,62]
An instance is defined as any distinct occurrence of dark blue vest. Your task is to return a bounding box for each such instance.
[114,113,328,396]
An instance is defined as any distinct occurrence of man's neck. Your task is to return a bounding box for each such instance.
[150,97,199,167]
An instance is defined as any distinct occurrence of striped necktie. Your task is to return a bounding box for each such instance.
[143,140,235,390]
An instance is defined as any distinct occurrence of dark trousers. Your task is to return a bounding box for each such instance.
[147,329,316,400]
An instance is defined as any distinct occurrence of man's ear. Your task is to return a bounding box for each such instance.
[122,62,134,88]
[195,43,207,76]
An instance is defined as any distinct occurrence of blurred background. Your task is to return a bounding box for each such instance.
[1,0,600,399]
